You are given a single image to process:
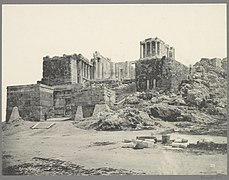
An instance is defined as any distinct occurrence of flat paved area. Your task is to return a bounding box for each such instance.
[2,120,227,175]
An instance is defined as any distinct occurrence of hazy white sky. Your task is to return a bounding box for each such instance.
[2,4,227,120]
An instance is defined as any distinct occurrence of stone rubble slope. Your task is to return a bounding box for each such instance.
[73,58,227,136]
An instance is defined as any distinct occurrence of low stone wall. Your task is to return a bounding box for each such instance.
[53,84,83,117]
[71,87,115,119]
[6,84,54,121]
[168,59,189,92]
[72,87,115,106]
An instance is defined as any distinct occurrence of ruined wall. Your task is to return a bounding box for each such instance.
[115,61,136,80]
[72,87,115,106]
[71,87,115,117]
[211,58,222,68]
[53,84,83,117]
[115,62,129,80]
[169,47,175,59]
[41,56,76,86]
[129,63,136,79]
[221,58,227,71]
[53,89,71,117]
[39,85,55,120]
[158,42,169,58]
[92,51,114,80]
[102,58,113,79]
[40,54,94,86]
[194,58,225,72]
[167,59,189,92]
[136,58,169,91]
[6,84,54,121]
[135,57,188,92]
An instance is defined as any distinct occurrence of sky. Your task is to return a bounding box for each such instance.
[2,4,227,121]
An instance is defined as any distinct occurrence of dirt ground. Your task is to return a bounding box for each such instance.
[2,119,227,175]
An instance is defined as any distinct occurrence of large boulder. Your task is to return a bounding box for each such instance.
[148,103,182,121]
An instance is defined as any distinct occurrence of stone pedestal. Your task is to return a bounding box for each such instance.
[74,106,83,120]
[8,106,21,122]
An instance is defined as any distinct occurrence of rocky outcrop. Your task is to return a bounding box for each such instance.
[179,57,227,118]
[73,57,227,136]
[148,103,182,121]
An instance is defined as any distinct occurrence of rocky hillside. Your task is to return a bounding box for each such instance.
[73,57,227,136]
[179,57,227,118]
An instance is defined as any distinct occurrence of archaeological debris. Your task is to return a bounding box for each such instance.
[2,157,141,176]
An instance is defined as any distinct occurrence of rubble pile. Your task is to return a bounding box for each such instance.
[187,139,227,153]
[72,58,227,135]
[113,82,137,103]
[120,133,227,154]
[180,58,227,117]
[73,107,158,131]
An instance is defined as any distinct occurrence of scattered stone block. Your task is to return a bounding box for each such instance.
[171,142,188,148]
[174,138,188,143]
[162,134,171,144]
[133,141,148,149]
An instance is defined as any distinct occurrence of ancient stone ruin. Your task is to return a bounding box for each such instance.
[136,37,188,92]
[6,37,190,122]
[135,57,189,92]
[140,37,175,59]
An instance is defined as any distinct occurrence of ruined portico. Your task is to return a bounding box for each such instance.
[91,51,115,80]
[140,37,175,59]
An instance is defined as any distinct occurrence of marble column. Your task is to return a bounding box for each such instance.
[145,43,147,58]
[87,65,89,79]
[155,41,158,56]
[140,43,142,59]
[143,44,145,58]
[146,79,150,90]
[93,64,96,80]
[152,41,154,56]
[149,41,152,56]
[82,62,84,77]
[90,65,92,80]
[79,60,82,83]
[102,63,104,80]
[86,65,88,79]
[158,42,160,56]
[84,63,86,78]
[153,79,156,89]
[97,59,100,79]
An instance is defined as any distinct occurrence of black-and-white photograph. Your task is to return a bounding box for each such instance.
[1,3,227,176]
